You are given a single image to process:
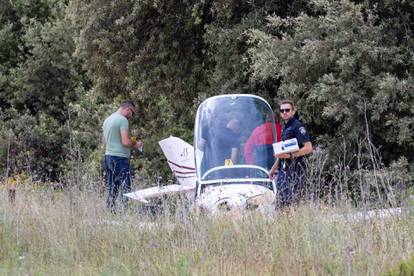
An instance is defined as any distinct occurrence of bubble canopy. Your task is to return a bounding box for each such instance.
[194,94,277,185]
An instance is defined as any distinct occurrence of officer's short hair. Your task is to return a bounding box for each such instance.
[280,99,295,110]
[120,100,135,109]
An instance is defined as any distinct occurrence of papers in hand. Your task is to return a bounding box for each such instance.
[272,138,299,155]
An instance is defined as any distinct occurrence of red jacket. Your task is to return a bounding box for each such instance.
[244,122,282,164]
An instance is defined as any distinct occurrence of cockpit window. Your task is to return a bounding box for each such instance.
[195,95,276,181]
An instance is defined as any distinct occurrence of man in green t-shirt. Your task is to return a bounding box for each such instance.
[102,100,143,211]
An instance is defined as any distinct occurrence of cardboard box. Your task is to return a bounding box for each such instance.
[273,138,299,155]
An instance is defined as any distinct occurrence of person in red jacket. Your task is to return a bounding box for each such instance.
[244,112,282,170]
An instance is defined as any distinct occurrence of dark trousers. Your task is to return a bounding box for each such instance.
[276,162,305,207]
[104,155,131,211]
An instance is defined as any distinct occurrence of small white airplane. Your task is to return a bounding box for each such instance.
[125,94,279,214]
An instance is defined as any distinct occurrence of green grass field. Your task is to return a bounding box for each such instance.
[1,184,414,275]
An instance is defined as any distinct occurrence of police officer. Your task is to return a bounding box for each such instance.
[269,100,313,206]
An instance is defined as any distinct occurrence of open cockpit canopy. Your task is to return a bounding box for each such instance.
[194,95,277,185]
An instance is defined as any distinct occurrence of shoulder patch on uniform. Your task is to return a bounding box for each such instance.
[299,126,306,135]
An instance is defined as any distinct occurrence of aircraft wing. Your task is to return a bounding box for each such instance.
[124,185,195,203]
[125,136,198,202]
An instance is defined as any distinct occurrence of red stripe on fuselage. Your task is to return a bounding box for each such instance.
[173,170,195,175]
[167,160,195,171]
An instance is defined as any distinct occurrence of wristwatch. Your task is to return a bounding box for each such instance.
[289,153,293,159]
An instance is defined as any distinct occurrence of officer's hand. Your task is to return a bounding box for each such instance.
[275,153,291,159]
[269,169,276,179]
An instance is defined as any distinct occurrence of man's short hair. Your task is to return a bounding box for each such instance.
[121,100,135,109]
[280,99,295,109]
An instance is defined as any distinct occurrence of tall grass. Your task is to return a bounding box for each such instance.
[1,120,413,275]
[1,180,414,275]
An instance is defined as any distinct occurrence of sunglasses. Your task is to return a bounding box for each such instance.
[280,108,291,113]
[128,107,135,117]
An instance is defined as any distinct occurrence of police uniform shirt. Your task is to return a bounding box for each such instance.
[281,117,310,165]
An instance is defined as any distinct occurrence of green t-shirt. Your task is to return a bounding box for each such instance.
[102,112,131,158]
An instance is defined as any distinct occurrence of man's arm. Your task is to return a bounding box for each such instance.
[269,158,280,179]
[292,141,312,157]
[275,141,313,159]
[120,129,142,148]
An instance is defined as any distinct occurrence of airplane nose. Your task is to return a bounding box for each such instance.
[217,201,232,211]
[214,194,247,212]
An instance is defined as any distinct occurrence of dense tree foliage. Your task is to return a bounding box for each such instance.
[248,0,413,160]
[0,0,412,191]
[0,0,88,179]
